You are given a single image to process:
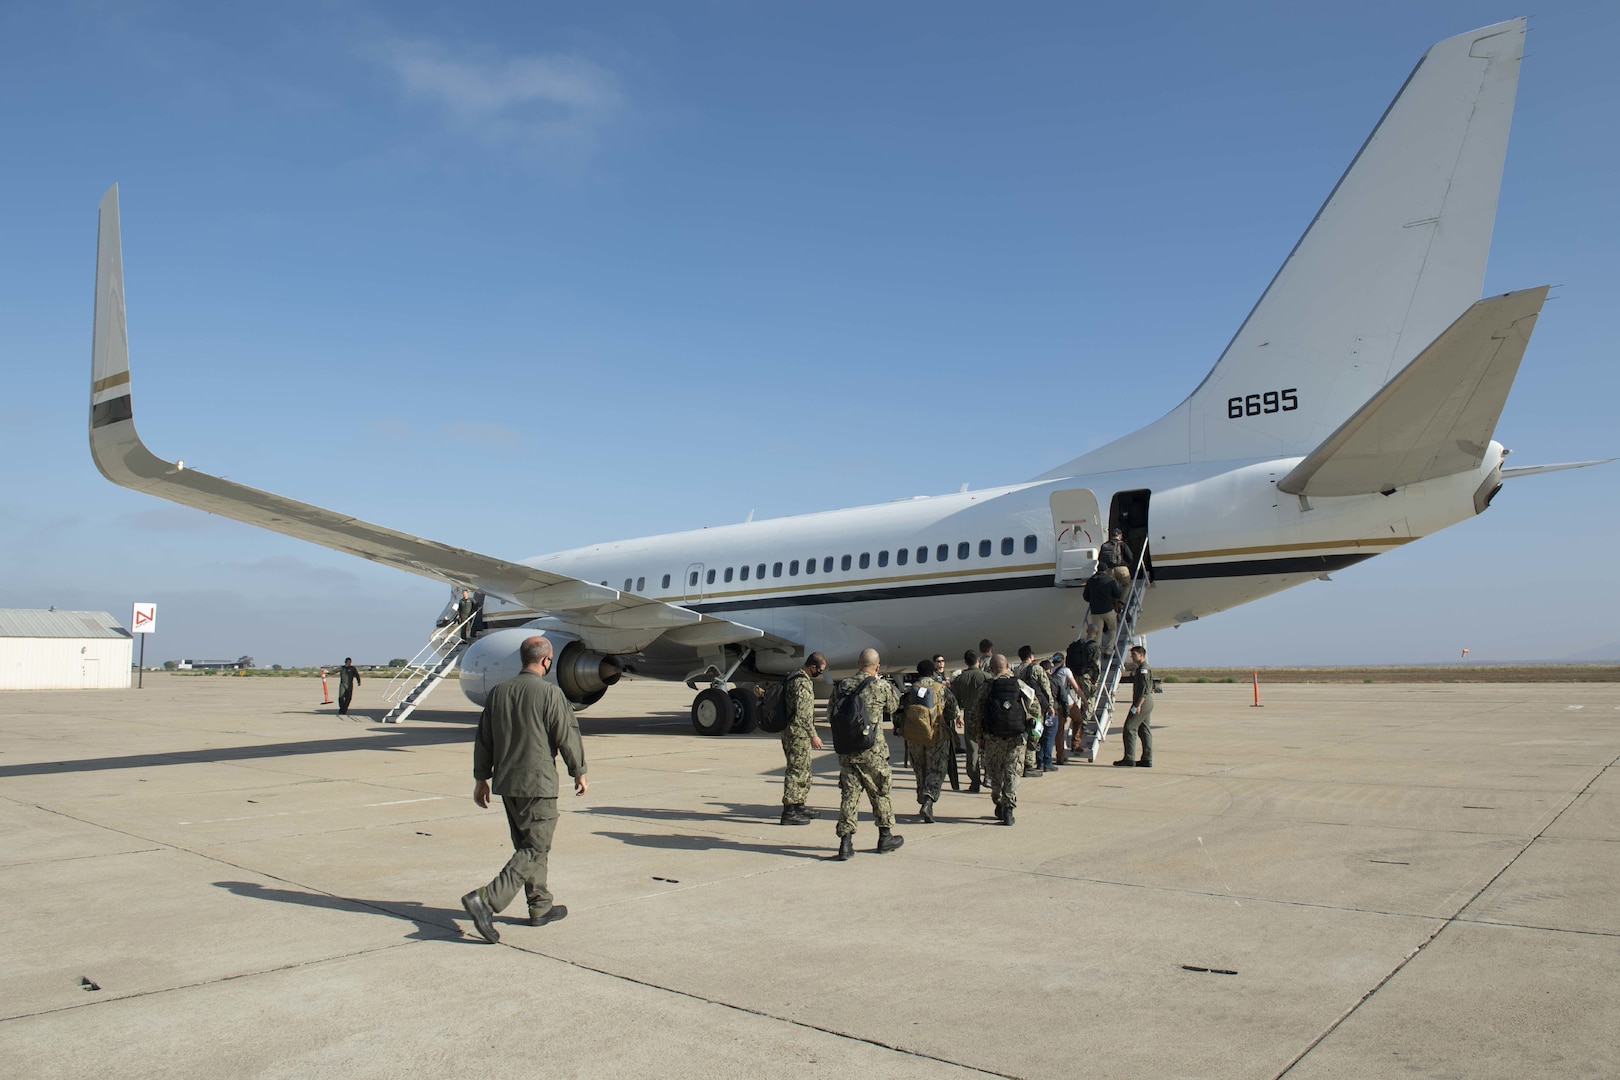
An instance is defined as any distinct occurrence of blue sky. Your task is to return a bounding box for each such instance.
[2,1,1616,669]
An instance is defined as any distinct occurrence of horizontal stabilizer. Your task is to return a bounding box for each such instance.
[1502,459,1616,479]
[1278,287,1548,497]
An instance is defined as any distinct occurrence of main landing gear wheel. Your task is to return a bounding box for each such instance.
[728,687,760,734]
[691,687,734,736]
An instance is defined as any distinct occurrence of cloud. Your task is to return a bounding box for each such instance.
[371,38,622,154]
[442,421,523,448]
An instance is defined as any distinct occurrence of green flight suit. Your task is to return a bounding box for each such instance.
[833,674,902,838]
[949,666,988,786]
[781,671,817,807]
[1122,663,1155,763]
[473,670,586,919]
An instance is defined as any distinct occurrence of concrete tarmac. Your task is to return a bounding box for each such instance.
[1,673,1616,1078]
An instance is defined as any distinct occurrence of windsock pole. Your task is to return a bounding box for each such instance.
[320,668,333,705]
[1251,670,1262,708]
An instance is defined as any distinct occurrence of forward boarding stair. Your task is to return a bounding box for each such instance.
[379,614,475,724]
[1083,544,1149,763]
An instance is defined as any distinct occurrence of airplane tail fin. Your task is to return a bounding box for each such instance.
[1041,18,1526,477]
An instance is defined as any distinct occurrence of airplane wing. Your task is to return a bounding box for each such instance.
[88,186,777,656]
[1277,287,1548,497]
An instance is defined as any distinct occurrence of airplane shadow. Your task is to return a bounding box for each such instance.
[592,830,832,861]
[213,880,477,943]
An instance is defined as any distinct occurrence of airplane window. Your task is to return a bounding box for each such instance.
[1024,534,1037,554]
[859,553,870,569]
[979,539,992,558]
[772,562,783,578]
[1001,537,1014,555]
[823,556,833,573]
[662,574,671,589]
[636,577,645,591]
[707,569,716,584]
[958,542,970,560]
[916,546,928,564]
[623,578,632,591]
[758,563,767,579]
[789,560,800,576]
[877,551,888,567]
[805,557,816,576]
[937,543,949,562]
[689,571,699,587]
[740,565,750,581]
[897,548,909,566]
[841,554,852,571]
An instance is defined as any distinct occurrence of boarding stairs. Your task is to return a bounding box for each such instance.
[1082,543,1150,763]
[380,614,474,724]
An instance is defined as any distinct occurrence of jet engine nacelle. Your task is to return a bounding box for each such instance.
[459,628,623,710]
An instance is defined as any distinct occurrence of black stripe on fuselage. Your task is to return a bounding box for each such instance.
[91,394,133,428]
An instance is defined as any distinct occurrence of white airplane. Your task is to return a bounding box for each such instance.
[87,18,1606,733]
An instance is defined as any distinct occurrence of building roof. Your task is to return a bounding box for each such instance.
[0,609,132,640]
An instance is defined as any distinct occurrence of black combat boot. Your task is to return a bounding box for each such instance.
[919,798,935,823]
[967,780,981,794]
[876,828,904,854]
[1004,807,1016,826]
[796,803,820,819]
[835,834,855,860]
[994,802,1005,822]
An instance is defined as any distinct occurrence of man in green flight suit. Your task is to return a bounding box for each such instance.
[455,588,479,642]
[832,648,904,860]
[899,658,960,824]
[949,648,988,794]
[780,652,826,826]
[460,636,588,944]
[979,654,1038,826]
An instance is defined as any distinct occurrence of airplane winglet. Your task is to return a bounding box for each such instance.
[1501,459,1617,479]
[90,186,139,448]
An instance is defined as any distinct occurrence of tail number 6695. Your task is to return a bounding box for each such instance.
[1227,389,1298,419]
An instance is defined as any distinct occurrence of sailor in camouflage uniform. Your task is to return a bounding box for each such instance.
[780,652,827,826]
[833,648,904,860]
[949,648,988,793]
[1016,645,1055,775]
[901,659,960,823]
[978,654,1037,826]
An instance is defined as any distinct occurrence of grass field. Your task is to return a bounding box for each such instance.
[1161,665,1620,684]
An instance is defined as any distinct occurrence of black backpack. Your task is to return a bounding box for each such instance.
[757,672,806,735]
[829,676,878,754]
[1066,637,1101,679]
[983,678,1029,737]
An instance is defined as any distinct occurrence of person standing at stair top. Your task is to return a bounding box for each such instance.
[337,657,362,716]
[456,588,478,642]
[461,635,587,944]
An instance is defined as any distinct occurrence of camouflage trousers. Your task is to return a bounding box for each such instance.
[782,731,813,806]
[907,739,951,805]
[1025,724,1039,771]
[982,734,1024,811]
[837,742,895,837]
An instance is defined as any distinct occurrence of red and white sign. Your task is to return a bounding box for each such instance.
[131,603,157,634]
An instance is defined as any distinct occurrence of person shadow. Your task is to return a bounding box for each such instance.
[213,880,478,942]
[592,830,834,861]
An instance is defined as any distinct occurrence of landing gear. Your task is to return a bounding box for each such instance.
[690,687,733,737]
[728,687,760,734]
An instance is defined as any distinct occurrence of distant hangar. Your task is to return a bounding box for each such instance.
[0,609,132,690]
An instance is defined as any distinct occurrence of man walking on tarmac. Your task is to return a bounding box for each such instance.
[461,636,588,944]
[950,648,988,793]
[899,659,960,824]
[780,652,826,826]
[979,655,1038,825]
[832,648,904,860]
[337,658,362,716]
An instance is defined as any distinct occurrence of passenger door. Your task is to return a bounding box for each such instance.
[1049,489,1102,586]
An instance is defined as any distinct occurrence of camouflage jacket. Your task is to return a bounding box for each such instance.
[785,670,817,741]
[1017,661,1056,717]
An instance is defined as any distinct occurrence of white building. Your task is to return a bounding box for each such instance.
[0,609,133,690]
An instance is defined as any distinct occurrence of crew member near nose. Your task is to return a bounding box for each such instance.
[780,653,826,826]
[337,657,362,717]
[899,658,960,824]
[831,648,904,860]
[460,636,587,944]
[1114,645,1155,769]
